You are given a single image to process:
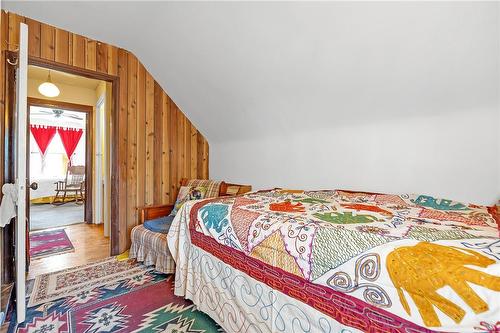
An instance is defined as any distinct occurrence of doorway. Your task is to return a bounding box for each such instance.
[28,104,89,232]
[2,49,120,290]
[2,36,120,324]
[25,65,111,277]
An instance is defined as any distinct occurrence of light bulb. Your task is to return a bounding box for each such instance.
[38,82,60,97]
[38,71,60,97]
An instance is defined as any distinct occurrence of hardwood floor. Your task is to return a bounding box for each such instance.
[27,223,110,280]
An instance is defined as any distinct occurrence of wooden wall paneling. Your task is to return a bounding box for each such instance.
[190,123,198,179]
[117,49,128,253]
[107,44,118,76]
[26,18,41,58]
[67,33,73,66]
[40,23,55,60]
[136,62,146,216]
[184,118,191,178]
[7,12,23,52]
[201,136,209,179]
[177,110,186,182]
[54,29,69,64]
[126,54,138,239]
[196,133,204,179]
[169,103,179,200]
[153,82,163,205]
[96,42,108,74]
[182,113,189,180]
[71,34,86,68]
[1,11,7,52]
[144,72,155,205]
[161,93,170,204]
[203,139,209,179]
[85,38,96,71]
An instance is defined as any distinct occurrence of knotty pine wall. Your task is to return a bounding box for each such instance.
[0,11,209,253]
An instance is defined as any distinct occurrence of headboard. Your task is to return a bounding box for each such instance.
[179,178,252,196]
[139,179,252,224]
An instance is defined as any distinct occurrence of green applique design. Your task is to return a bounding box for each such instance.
[294,197,330,205]
[313,212,381,224]
[311,227,395,280]
[411,195,468,211]
[405,226,477,242]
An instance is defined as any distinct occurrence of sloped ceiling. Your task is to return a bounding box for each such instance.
[3,2,497,144]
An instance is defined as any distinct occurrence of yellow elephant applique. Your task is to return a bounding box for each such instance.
[386,242,500,327]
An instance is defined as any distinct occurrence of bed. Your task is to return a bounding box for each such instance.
[167,189,500,333]
[130,178,252,273]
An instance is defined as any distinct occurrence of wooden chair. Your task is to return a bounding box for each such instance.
[52,165,86,205]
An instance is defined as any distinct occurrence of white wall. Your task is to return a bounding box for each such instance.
[212,108,498,205]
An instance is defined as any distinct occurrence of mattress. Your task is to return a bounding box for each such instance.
[167,189,500,332]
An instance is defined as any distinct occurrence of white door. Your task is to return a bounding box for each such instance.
[15,22,29,324]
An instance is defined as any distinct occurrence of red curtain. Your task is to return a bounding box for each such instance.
[57,127,83,161]
[30,125,57,155]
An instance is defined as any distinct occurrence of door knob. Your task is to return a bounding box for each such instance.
[29,182,38,190]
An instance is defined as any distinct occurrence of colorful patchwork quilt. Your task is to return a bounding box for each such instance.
[180,189,500,332]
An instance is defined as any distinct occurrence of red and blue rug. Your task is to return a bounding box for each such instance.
[29,229,75,259]
[11,259,223,333]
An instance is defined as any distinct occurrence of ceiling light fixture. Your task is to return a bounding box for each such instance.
[38,71,60,97]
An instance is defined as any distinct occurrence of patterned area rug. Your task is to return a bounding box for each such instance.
[28,257,147,307]
[14,258,223,332]
[29,229,74,259]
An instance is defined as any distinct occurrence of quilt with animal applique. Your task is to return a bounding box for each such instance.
[179,189,500,332]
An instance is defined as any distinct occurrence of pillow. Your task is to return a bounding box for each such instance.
[170,185,207,216]
[186,179,222,198]
[143,215,175,234]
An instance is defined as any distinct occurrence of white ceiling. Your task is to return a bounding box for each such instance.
[3,2,498,144]
[29,65,101,90]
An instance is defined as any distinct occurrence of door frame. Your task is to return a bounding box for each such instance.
[2,51,18,283]
[2,51,121,284]
[27,97,94,226]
